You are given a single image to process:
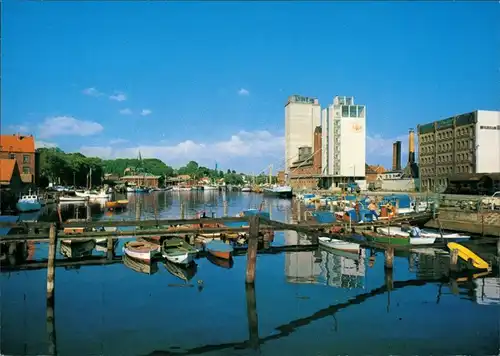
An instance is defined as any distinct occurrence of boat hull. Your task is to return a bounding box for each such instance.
[318,237,360,253]
[164,252,194,266]
[207,249,232,260]
[447,242,489,270]
[363,232,410,246]
[16,202,41,212]
[263,189,293,198]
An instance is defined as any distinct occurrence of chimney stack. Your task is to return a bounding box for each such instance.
[392,141,402,171]
[408,129,415,164]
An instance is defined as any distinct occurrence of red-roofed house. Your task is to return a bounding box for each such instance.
[0,134,36,184]
[0,159,23,192]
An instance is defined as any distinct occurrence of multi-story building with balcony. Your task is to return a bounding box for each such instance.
[321,96,366,188]
[417,110,500,191]
[0,134,37,185]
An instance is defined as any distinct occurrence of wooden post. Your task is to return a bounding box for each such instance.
[245,283,260,350]
[86,203,91,221]
[180,202,185,220]
[46,295,57,356]
[223,200,228,217]
[47,223,57,301]
[135,200,141,221]
[395,199,399,216]
[246,215,259,284]
[106,237,114,260]
[384,247,394,269]
[296,200,301,222]
[450,248,459,271]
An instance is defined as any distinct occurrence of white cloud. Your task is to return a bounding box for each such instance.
[109,138,128,145]
[35,140,57,149]
[82,87,104,97]
[140,109,152,116]
[237,88,250,96]
[109,92,127,102]
[119,108,133,115]
[39,116,104,138]
[80,130,284,169]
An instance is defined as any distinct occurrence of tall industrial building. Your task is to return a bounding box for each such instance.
[321,96,366,184]
[418,110,500,191]
[392,140,402,171]
[284,95,321,172]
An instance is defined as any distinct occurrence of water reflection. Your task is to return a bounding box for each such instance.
[1,192,500,356]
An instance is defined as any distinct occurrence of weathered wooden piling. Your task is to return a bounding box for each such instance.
[47,223,57,301]
[180,202,185,220]
[223,200,228,217]
[449,248,459,271]
[46,296,57,355]
[245,215,260,284]
[296,200,301,222]
[384,265,394,291]
[86,203,91,221]
[106,237,114,260]
[245,283,259,350]
[384,247,394,269]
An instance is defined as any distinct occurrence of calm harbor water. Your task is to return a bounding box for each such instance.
[1,191,499,355]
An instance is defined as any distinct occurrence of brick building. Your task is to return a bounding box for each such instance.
[365,164,386,182]
[0,134,37,184]
[289,126,322,189]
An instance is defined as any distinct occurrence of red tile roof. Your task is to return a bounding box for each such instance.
[0,134,35,153]
[0,159,18,183]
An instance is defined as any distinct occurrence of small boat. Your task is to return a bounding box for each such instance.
[59,193,88,203]
[207,253,234,269]
[376,226,436,245]
[123,240,161,261]
[420,229,470,242]
[203,184,218,191]
[123,254,159,275]
[241,186,252,192]
[75,189,109,199]
[162,237,198,265]
[318,236,360,253]
[134,187,149,193]
[205,240,233,260]
[105,200,129,210]
[263,185,293,199]
[447,242,490,270]
[126,186,135,193]
[163,260,197,281]
[363,230,436,246]
[16,191,42,212]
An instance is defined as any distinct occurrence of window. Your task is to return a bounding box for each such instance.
[23,166,30,174]
[23,155,30,164]
[342,106,348,117]
[9,153,15,159]
[349,106,357,117]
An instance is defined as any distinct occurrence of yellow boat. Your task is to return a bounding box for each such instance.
[447,242,489,270]
[105,200,129,209]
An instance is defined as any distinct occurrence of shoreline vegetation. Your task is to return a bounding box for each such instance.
[37,147,276,187]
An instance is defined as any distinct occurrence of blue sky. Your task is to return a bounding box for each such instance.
[2,1,498,173]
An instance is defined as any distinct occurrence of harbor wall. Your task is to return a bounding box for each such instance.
[425,209,500,236]
[380,179,416,192]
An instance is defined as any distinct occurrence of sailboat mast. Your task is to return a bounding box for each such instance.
[268,164,273,185]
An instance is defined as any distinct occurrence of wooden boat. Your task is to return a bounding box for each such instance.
[205,240,233,260]
[123,254,158,275]
[420,229,470,242]
[447,242,489,270]
[163,260,197,281]
[318,236,360,253]
[162,237,198,265]
[123,240,161,261]
[59,195,88,203]
[207,253,234,269]
[362,231,435,246]
[105,200,128,210]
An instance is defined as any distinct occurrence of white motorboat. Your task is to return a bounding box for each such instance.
[203,185,218,191]
[318,236,360,253]
[241,186,252,192]
[59,195,88,203]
